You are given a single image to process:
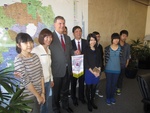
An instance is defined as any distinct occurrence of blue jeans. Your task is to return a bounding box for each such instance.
[106,73,119,99]
[40,82,50,113]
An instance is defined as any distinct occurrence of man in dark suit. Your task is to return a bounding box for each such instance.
[71,26,87,106]
[50,16,80,113]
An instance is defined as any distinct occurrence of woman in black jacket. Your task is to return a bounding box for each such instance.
[84,33,102,112]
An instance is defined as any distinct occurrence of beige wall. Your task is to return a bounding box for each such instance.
[88,0,147,47]
[145,6,150,36]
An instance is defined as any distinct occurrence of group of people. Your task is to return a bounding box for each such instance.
[14,16,130,113]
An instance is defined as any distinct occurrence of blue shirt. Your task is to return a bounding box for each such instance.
[105,46,121,74]
[119,43,130,68]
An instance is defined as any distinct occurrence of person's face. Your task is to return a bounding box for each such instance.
[73,28,82,40]
[54,19,65,34]
[89,37,96,47]
[120,34,128,42]
[43,35,53,46]
[63,28,68,35]
[19,41,33,53]
[112,38,120,45]
[96,34,100,42]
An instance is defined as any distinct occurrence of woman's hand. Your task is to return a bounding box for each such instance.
[50,81,54,87]
[93,72,100,77]
[41,93,45,104]
[89,68,100,77]
[36,94,44,104]
[14,71,22,78]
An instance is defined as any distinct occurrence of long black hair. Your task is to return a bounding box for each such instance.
[16,33,33,53]
[87,33,98,48]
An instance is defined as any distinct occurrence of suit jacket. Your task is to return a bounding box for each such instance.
[71,39,87,54]
[49,31,73,77]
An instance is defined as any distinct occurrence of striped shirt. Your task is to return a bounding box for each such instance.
[14,53,43,99]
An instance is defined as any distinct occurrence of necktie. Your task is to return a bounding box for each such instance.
[78,41,80,51]
[61,35,65,51]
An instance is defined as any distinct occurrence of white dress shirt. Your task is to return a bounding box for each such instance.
[75,39,82,51]
[55,30,65,43]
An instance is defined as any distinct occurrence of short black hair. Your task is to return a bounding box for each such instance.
[65,26,67,30]
[72,26,82,33]
[93,31,100,35]
[111,33,120,44]
[16,33,33,53]
[120,30,128,36]
[87,33,98,48]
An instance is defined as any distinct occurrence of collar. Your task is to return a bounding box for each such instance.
[39,44,50,54]
[75,39,81,43]
[55,30,63,38]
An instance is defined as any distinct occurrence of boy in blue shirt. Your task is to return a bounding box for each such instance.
[116,30,130,95]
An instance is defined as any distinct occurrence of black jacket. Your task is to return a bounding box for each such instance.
[84,46,102,70]
[71,39,87,54]
[97,44,104,71]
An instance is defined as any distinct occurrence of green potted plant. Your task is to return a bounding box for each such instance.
[0,68,32,113]
[138,45,150,69]
[126,38,150,78]
[130,38,150,69]
[125,39,142,78]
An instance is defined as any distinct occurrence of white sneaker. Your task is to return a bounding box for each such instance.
[95,92,103,98]
[96,90,99,93]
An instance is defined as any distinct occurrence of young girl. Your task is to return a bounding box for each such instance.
[84,33,102,112]
[14,33,45,113]
[32,28,54,113]
[105,33,122,105]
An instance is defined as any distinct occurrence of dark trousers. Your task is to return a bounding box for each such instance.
[117,67,125,89]
[96,72,102,90]
[86,84,97,102]
[28,96,40,113]
[52,69,70,113]
[71,75,85,101]
[106,73,119,99]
